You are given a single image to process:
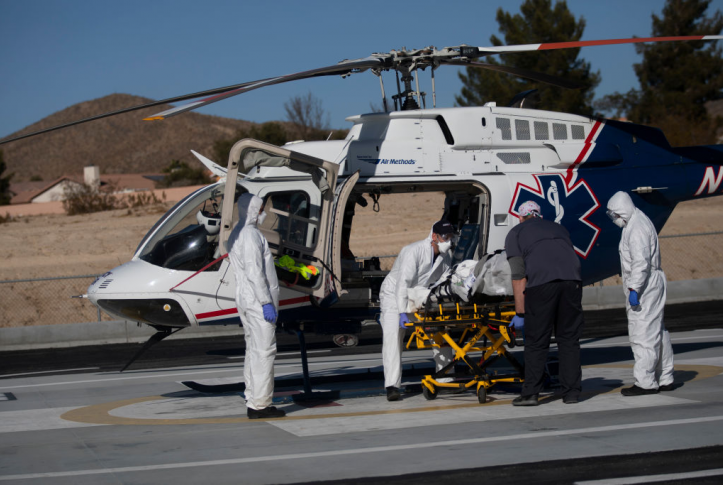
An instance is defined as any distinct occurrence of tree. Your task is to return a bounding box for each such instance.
[455,0,600,116]
[284,91,331,140]
[0,150,13,206]
[597,0,723,146]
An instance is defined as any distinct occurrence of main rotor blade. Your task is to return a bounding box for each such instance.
[144,57,383,120]
[443,60,583,89]
[0,78,282,145]
[469,35,723,57]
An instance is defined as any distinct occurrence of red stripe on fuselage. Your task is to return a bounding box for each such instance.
[196,307,238,320]
[279,296,311,306]
[195,296,310,320]
[564,120,602,186]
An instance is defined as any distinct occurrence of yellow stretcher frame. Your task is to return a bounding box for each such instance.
[404,301,524,404]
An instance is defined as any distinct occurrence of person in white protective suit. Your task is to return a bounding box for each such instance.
[379,220,457,402]
[228,193,285,418]
[607,191,675,396]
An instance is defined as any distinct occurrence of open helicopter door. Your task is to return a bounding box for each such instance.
[328,171,361,298]
[219,139,340,300]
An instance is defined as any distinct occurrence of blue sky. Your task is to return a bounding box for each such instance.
[1,0,722,139]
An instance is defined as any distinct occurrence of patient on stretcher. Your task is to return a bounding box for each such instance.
[405,250,513,313]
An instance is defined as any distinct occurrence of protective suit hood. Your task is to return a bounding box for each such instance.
[238,193,264,227]
[607,191,636,223]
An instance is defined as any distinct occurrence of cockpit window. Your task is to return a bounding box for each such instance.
[137,183,245,271]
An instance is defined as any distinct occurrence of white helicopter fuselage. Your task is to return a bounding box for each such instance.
[87,103,712,330]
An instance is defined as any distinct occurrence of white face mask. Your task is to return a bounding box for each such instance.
[257,211,267,225]
[613,217,626,228]
[437,240,452,254]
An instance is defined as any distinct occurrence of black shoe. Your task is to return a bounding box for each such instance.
[512,394,539,406]
[659,383,675,392]
[621,385,659,396]
[247,406,286,419]
[563,394,579,404]
[386,386,401,402]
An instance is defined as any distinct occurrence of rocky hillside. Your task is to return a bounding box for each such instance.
[1,94,255,182]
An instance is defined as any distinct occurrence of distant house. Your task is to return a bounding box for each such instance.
[9,166,164,205]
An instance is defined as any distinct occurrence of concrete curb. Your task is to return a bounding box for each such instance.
[2,278,721,351]
[1,321,244,351]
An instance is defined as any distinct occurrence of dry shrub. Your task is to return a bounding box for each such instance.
[125,190,166,208]
[63,182,123,215]
[62,183,167,215]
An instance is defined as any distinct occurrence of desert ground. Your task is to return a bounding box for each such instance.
[1,194,722,327]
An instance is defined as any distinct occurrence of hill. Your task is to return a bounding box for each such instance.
[0,94,255,182]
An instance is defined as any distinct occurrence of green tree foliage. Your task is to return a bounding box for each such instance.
[157,159,214,188]
[0,150,13,206]
[596,0,723,146]
[455,0,600,116]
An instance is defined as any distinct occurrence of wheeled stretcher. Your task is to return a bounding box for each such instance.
[404,297,524,404]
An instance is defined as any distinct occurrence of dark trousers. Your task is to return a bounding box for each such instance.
[521,280,584,397]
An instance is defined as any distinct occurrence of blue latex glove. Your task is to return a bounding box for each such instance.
[262,303,277,323]
[629,290,640,306]
[511,315,525,331]
[399,313,410,328]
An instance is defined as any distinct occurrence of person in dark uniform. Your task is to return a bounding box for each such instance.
[505,200,584,406]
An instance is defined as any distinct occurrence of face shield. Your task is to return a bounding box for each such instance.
[607,209,627,228]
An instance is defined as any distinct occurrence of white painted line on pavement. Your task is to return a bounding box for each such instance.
[1,367,99,378]
[1,415,722,481]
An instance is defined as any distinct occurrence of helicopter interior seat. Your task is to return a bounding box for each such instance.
[452,223,480,266]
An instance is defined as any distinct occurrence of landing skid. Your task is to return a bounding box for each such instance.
[181,326,341,402]
[120,327,184,372]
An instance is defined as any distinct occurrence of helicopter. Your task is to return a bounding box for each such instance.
[4,35,723,372]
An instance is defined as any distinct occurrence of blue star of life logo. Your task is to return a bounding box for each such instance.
[509,174,601,258]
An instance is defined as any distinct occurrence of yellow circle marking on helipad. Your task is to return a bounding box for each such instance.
[60,364,721,426]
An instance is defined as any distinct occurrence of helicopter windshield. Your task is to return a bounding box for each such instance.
[137,183,245,271]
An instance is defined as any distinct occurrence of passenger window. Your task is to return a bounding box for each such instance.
[515,119,530,140]
[261,191,317,248]
[534,121,549,140]
[553,123,568,140]
[496,118,512,140]
[571,125,586,140]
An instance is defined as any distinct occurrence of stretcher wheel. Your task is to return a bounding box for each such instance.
[477,386,487,404]
[422,384,438,400]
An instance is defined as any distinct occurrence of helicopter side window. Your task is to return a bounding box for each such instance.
[496,118,512,140]
[515,119,531,140]
[553,123,568,140]
[534,121,549,140]
[260,191,317,248]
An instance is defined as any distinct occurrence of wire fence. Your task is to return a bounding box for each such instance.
[1,231,722,327]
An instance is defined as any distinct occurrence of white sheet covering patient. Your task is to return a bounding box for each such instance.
[404,251,513,313]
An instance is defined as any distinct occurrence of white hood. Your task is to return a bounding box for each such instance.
[607,191,636,222]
